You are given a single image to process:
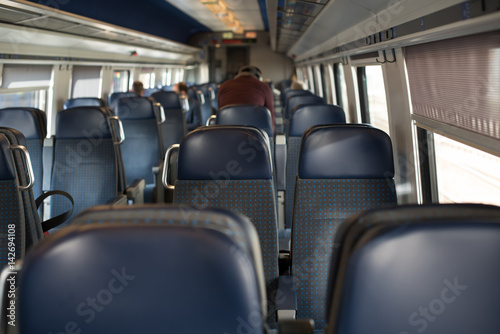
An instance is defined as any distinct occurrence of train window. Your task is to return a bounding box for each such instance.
[357,65,389,134]
[433,133,500,205]
[71,66,101,98]
[0,64,50,109]
[0,90,47,110]
[314,64,324,98]
[326,63,336,105]
[174,68,185,84]
[139,68,155,89]
[112,70,130,93]
[307,66,316,94]
[334,63,350,121]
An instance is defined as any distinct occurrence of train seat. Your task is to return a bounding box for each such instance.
[116,96,165,203]
[325,203,500,334]
[284,94,324,125]
[47,106,134,225]
[284,104,346,229]
[165,125,280,327]
[151,90,187,149]
[63,97,106,109]
[282,89,311,112]
[9,205,268,334]
[290,124,397,331]
[108,91,135,110]
[197,84,216,126]
[0,107,46,198]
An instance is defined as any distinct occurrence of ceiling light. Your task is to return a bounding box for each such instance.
[200,0,244,34]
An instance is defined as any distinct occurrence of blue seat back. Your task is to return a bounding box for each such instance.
[18,205,265,334]
[282,89,311,110]
[63,97,106,109]
[285,94,324,120]
[216,104,274,139]
[51,106,121,223]
[327,204,500,334]
[0,108,46,198]
[108,92,135,110]
[173,125,279,327]
[197,84,215,125]
[285,104,346,228]
[151,91,187,148]
[116,97,164,202]
[291,124,397,330]
[0,128,45,264]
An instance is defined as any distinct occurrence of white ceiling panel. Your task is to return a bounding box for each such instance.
[164,0,264,32]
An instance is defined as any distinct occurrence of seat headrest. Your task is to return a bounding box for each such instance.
[19,220,263,333]
[152,91,182,109]
[286,95,324,118]
[116,97,156,120]
[56,107,112,139]
[108,92,135,105]
[289,104,346,137]
[178,126,273,180]
[217,105,274,138]
[0,134,16,180]
[0,108,45,139]
[63,97,105,110]
[299,125,394,179]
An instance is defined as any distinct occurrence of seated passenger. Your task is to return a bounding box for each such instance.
[174,82,202,131]
[218,65,275,134]
[132,80,145,97]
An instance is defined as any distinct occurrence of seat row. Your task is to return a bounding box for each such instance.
[2,200,498,334]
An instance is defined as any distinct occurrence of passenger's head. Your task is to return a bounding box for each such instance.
[132,81,144,97]
[176,82,189,96]
[236,65,262,80]
[291,81,304,90]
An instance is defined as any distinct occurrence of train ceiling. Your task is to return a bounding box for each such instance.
[1,0,472,60]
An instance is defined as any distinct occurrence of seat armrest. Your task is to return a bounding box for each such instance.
[278,319,314,334]
[107,194,128,205]
[126,179,146,204]
[275,275,297,320]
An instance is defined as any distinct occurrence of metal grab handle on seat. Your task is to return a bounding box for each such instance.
[162,144,179,190]
[11,145,34,190]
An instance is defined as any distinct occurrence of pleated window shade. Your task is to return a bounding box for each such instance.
[406,31,500,139]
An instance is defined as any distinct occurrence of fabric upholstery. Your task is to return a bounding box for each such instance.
[327,204,500,334]
[291,124,397,330]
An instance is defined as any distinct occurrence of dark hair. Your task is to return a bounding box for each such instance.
[132,81,144,97]
[238,65,262,79]
[177,82,188,93]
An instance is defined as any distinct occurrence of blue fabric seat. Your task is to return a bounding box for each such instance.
[108,91,135,110]
[116,96,164,202]
[63,97,106,109]
[284,104,346,229]
[49,106,127,224]
[151,90,187,149]
[326,203,500,334]
[290,124,397,331]
[14,205,267,334]
[197,84,215,126]
[0,107,46,198]
[282,89,311,112]
[170,125,279,327]
[216,104,274,139]
[285,94,324,121]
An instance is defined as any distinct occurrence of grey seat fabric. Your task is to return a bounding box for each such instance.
[63,97,106,109]
[284,104,346,229]
[115,96,164,202]
[49,106,126,224]
[0,107,46,199]
[326,204,500,334]
[290,124,397,331]
[151,90,187,149]
[172,125,279,328]
[14,205,268,334]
